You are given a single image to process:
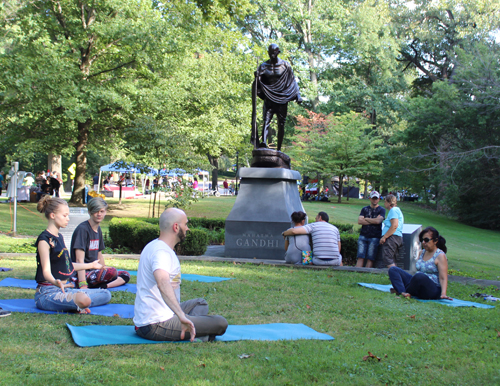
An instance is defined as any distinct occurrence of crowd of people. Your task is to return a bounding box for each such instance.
[12,196,228,341]
[282,191,449,300]
[0,184,450,333]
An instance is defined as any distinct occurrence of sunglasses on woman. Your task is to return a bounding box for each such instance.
[421,237,434,243]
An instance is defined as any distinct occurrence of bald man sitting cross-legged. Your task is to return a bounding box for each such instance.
[133,208,228,342]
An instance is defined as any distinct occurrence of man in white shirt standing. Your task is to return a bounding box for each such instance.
[134,208,228,342]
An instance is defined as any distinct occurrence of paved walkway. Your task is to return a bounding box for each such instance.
[2,245,499,289]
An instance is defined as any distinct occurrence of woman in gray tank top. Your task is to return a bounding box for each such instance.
[284,211,312,264]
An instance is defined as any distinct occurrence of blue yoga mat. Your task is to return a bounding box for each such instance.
[121,271,232,283]
[0,299,134,317]
[0,278,137,293]
[358,283,495,309]
[66,323,334,347]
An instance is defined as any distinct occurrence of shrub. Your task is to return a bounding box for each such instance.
[7,242,36,253]
[143,217,225,231]
[330,222,354,233]
[109,218,210,255]
[340,232,359,266]
[109,218,139,249]
[175,228,209,256]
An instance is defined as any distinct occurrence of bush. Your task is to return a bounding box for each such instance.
[109,218,159,253]
[175,228,209,256]
[143,217,225,231]
[109,218,139,249]
[340,232,359,266]
[330,222,354,233]
[109,218,209,255]
[7,242,36,253]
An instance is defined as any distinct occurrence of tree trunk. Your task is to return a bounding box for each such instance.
[207,154,219,191]
[48,153,64,196]
[364,179,368,199]
[70,120,91,205]
[346,175,350,201]
[337,173,344,203]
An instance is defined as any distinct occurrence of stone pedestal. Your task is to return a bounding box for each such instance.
[225,167,304,259]
[374,224,422,271]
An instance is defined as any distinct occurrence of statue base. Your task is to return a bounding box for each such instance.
[224,167,304,259]
[250,148,291,169]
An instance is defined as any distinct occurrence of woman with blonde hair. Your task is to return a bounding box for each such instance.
[379,194,404,268]
[34,196,111,313]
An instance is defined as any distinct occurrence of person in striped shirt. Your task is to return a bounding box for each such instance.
[282,211,343,266]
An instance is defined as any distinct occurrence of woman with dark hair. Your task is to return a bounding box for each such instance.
[388,226,451,300]
[283,211,311,264]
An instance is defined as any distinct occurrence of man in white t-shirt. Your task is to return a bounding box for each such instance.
[282,211,343,266]
[134,208,228,342]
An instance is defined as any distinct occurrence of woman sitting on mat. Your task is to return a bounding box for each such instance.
[284,211,312,264]
[388,226,452,300]
[35,196,111,313]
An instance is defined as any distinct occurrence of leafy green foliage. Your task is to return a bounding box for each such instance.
[175,228,209,256]
[6,241,36,253]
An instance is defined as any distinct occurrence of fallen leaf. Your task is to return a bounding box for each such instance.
[306,305,311,309]
[327,275,333,278]
[197,363,206,368]
[407,315,416,319]
[230,272,234,276]
[238,353,254,359]
[160,367,165,371]
[55,341,61,344]
[384,354,388,358]
[363,351,381,361]
[495,329,500,338]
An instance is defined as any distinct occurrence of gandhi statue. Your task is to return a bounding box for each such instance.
[251,44,302,151]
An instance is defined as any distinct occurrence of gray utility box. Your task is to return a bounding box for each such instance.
[225,167,305,259]
[374,224,422,271]
[59,207,90,259]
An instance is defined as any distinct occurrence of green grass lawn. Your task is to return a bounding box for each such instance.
[1,196,500,279]
[0,256,499,385]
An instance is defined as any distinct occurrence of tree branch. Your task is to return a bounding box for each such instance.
[88,60,136,78]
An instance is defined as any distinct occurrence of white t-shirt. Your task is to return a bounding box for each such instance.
[133,239,182,327]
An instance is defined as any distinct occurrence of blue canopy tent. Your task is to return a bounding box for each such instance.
[98,162,141,193]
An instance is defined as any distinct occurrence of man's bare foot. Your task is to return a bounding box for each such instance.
[401,292,411,299]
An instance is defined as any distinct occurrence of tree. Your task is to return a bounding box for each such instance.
[0,0,211,204]
[399,42,500,228]
[290,110,383,202]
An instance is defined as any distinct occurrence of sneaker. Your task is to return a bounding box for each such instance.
[0,308,11,317]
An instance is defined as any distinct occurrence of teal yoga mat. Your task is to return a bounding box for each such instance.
[66,323,334,347]
[358,283,495,309]
[121,271,232,283]
[0,278,137,293]
[0,298,134,317]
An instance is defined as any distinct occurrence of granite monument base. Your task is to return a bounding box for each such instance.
[374,224,422,271]
[225,167,304,259]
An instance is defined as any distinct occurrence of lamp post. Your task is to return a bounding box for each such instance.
[235,151,239,196]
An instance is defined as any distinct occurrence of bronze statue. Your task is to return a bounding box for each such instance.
[251,44,302,151]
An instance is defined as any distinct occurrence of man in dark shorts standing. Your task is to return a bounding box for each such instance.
[70,197,130,289]
[356,191,386,268]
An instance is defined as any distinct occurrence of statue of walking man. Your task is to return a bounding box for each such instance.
[251,44,302,151]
